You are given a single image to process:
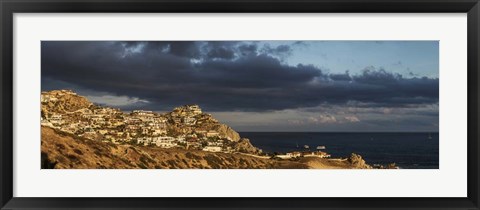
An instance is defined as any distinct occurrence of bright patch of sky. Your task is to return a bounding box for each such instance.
[262,41,439,78]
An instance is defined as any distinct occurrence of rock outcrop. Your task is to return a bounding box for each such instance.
[232,138,261,154]
[214,124,241,141]
[41,90,93,115]
[347,153,372,169]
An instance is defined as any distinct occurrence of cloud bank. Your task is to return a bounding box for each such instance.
[42,41,438,111]
[41,41,439,131]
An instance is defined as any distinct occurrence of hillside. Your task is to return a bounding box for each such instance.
[41,90,93,117]
[40,90,382,169]
[42,126,305,169]
[41,90,244,146]
[41,126,371,169]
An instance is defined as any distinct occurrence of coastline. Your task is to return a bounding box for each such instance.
[42,126,384,169]
[244,132,438,169]
[40,90,401,169]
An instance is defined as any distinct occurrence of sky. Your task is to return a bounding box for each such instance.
[41,41,439,132]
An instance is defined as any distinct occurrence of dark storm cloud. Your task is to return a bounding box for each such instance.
[260,44,293,59]
[196,55,322,88]
[238,44,258,56]
[120,41,201,58]
[292,41,308,47]
[348,69,439,106]
[203,41,238,60]
[329,71,352,81]
[206,47,235,60]
[168,41,202,58]
[41,41,439,112]
[354,68,401,85]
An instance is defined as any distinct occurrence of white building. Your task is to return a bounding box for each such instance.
[41,95,58,103]
[186,105,202,115]
[202,146,222,152]
[176,136,186,144]
[276,152,302,159]
[132,110,154,117]
[137,137,152,146]
[153,136,177,148]
[182,117,196,125]
[206,130,219,138]
[48,114,64,125]
[151,128,167,136]
[40,119,54,128]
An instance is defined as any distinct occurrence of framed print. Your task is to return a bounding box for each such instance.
[1,0,479,209]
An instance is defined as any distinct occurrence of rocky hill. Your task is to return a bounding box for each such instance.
[42,127,304,169]
[41,90,96,125]
[41,90,243,144]
[40,90,380,169]
[164,105,241,142]
[213,124,240,141]
[41,126,371,169]
[41,90,93,116]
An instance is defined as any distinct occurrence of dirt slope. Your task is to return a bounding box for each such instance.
[41,126,371,169]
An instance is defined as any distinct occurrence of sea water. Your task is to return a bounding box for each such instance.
[241,132,439,169]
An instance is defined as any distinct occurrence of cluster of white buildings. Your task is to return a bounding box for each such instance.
[41,91,234,152]
[137,136,178,148]
[170,105,200,124]
[41,91,336,160]
[275,151,331,159]
[41,89,77,103]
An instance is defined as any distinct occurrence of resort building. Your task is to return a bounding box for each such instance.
[202,146,222,152]
[154,136,177,148]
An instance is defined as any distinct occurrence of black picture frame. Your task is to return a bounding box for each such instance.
[1,0,479,209]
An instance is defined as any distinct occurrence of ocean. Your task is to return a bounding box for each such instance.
[240,132,439,169]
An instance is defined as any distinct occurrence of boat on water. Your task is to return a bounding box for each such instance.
[428,133,432,140]
[316,146,326,150]
[303,145,310,150]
